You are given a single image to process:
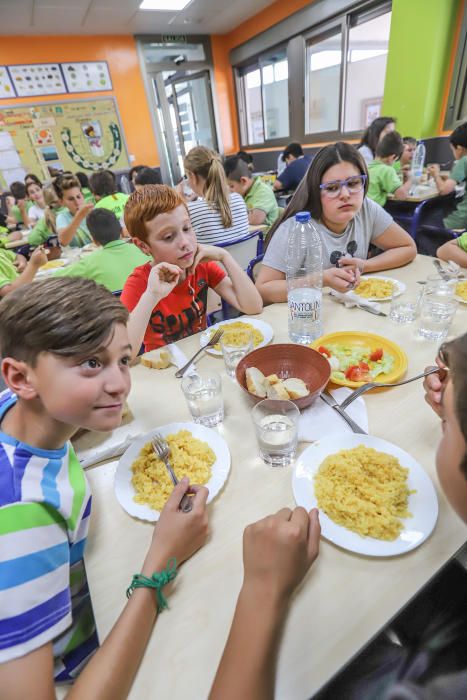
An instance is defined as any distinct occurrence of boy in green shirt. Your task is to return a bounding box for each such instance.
[53,208,150,291]
[90,170,129,222]
[428,121,467,230]
[367,131,413,207]
[224,155,279,227]
[0,246,47,297]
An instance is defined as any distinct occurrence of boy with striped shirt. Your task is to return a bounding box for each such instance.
[0,277,209,699]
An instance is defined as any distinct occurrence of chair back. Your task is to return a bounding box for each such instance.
[215,229,263,271]
[247,253,264,282]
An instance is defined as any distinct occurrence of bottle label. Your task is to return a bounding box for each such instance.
[289,297,321,321]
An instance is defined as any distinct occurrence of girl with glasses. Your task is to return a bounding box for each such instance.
[256,142,416,303]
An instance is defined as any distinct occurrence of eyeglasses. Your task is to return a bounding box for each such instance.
[319,174,367,198]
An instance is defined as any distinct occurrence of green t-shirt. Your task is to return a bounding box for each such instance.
[0,249,18,289]
[456,231,467,252]
[444,156,467,230]
[244,177,279,228]
[367,160,402,207]
[52,239,150,292]
[94,193,129,222]
[393,160,401,174]
[11,201,33,224]
[82,188,95,204]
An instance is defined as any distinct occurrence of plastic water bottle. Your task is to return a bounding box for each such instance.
[410,141,426,194]
[286,212,323,344]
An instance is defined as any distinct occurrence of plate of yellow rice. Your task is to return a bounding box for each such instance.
[352,276,405,301]
[453,280,467,304]
[292,433,437,556]
[115,422,231,521]
[200,318,273,355]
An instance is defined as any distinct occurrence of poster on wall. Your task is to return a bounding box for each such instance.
[0,66,16,99]
[8,64,67,97]
[62,62,112,93]
[0,97,130,189]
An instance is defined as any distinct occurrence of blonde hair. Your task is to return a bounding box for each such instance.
[184,146,232,228]
[43,186,60,235]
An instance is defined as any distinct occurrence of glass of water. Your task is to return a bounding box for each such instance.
[181,371,224,427]
[252,399,300,467]
[417,295,457,341]
[389,288,423,324]
[220,328,253,378]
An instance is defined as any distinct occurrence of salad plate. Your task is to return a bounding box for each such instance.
[311,331,408,388]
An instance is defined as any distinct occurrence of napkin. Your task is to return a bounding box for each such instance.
[167,342,197,376]
[298,387,369,442]
[329,289,382,313]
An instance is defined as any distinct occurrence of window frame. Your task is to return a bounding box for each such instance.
[443,1,467,131]
[233,0,392,150]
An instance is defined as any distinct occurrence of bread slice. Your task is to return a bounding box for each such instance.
[267,381,290,400]
[266,373,281,385]
[283,377,309,399]
[141,348,172,370]
[246,367,267,397]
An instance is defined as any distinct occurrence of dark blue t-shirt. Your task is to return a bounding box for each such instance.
[277,156,311,190]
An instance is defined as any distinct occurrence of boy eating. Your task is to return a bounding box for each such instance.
[0,277,209,698]
[55,174,94,247]
[122,185,262,354]
[224,155,279,227]
[367,131,413,207]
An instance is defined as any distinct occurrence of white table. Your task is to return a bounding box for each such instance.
[59,255,466,699]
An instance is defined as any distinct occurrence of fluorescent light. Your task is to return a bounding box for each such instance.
[140,0,191,10]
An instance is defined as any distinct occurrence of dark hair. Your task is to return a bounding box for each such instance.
[268,142,368,240]
[53,174,81,198]
[86,208,121,245]
[359,117,396,156]
[224,155,251,181]
[24,173,42,187]
[0,277,128,366]
[403,136,417,146]
[134,167,162,186]
[449,122,467,149]
[282,142,304,161]
[75,171,90,189]
[89,170,117,198]
[129,165,147,183]
[439,333,467,479]
[237,150,254,170]
[10,181,27,200]
[25,180,43,196]
[376,131,404,159]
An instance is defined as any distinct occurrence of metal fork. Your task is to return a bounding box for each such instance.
[338,366,441,410]
[152,433,193,513]
[175,328,224,378]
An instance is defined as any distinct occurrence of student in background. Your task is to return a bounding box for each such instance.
[367,131,413,207]
[5,182,32,229]
[358,116,396,164]
[224,155,279,227]
[428,121,467,230]
[134,167,163,189]
[75,171,95,203]
[393,136,417,177]
[437,232,467,268]
[54,174,94,247]
[24,173,42,188]
[53,208,150,292]
[237,151,254,173]
[89,169,129,221]
[183,146,249,245]
[25,181,46,226]
[273,142,311,191]
[0,246,48,297]
[28,186,63,246]
[129,164,148,190]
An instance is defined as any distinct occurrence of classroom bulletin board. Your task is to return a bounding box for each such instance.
[0,97,130,189]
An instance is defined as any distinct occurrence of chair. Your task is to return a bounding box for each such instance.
[247,253,264,282]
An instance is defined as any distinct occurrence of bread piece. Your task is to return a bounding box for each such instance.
[283,377,309,399]
[267,381,291,400]
[266,373,281,385]
[246,367,267,397]
[141,348,172,370]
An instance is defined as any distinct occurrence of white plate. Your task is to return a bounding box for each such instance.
[352,275,406,302]
[114,422,231,522]
[200,317,274,356]
[292,433,438,557]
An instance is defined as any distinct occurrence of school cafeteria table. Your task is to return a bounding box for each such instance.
[58,255,466,700]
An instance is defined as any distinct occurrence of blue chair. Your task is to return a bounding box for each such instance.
[247,253,264,282]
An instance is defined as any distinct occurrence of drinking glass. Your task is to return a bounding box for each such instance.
[252,399,299,467]
[417,295,457,341]
[389,288,423,324]
[181,371,224,427]
[424,275,455,299]
[220,328,253,378]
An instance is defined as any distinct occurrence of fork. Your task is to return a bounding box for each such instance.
[338,366,441,410]
[152,434,193,513]
[175,328,224,378]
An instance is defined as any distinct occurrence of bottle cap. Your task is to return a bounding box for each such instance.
[295,211,311,223]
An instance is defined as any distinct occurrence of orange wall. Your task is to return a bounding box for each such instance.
[0,36,159,166]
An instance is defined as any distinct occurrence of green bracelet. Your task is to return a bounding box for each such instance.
[126,557,178,611]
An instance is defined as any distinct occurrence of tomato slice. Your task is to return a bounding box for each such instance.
[359,361,370,372]
[370,348,383,362]
[318,345,331,357]
[345,365,371,382]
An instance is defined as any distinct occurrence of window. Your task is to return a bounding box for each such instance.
[306,30,342,135]
[237,47,289,145]
[444,2,467,130]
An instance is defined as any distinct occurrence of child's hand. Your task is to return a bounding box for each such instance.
[187,243,224,274]
[147,261,182,300]
[5,195,15,209]
[13,254,28,273]
[77,202,94,219]
[427,164,440,178]
[324,266,360,292]
[145,478,209,570]
[242,507,320,602]
[8,231,23,242]
[29,246,49,269]
[423,359,448,418]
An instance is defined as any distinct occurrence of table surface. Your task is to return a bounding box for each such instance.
[60,255,466,700]
[386,190,439,203]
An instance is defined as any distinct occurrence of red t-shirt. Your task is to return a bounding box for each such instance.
[121,261,226,351]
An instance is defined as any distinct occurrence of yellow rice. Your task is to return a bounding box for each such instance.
[455,280,467,301]
[131,430,215,511]
[210,321,263,352]
[314,445,413,540]
[354,278,395,299]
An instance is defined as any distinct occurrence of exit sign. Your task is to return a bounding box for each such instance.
[161,35,187,43]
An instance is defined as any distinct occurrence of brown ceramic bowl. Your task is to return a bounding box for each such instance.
[235,343,331,410]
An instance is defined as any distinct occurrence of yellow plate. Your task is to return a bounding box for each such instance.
[310,331,408,388]
[39,259,66,271]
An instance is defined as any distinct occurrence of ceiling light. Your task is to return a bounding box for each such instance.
[139,0,191,10]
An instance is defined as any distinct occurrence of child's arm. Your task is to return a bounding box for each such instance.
[392,177,413,200]
[427,164,456,196]
[0,479,209,700]
[126,262,182,358]
[190,245,263,314]
[0,247,48,297]
[57,203,94,246]
[17,199,32,228]
[339,223,417,276]
[437,238,467,267]
[255,264,358,303]
[209,508,320,700]
[248,208,267,226]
